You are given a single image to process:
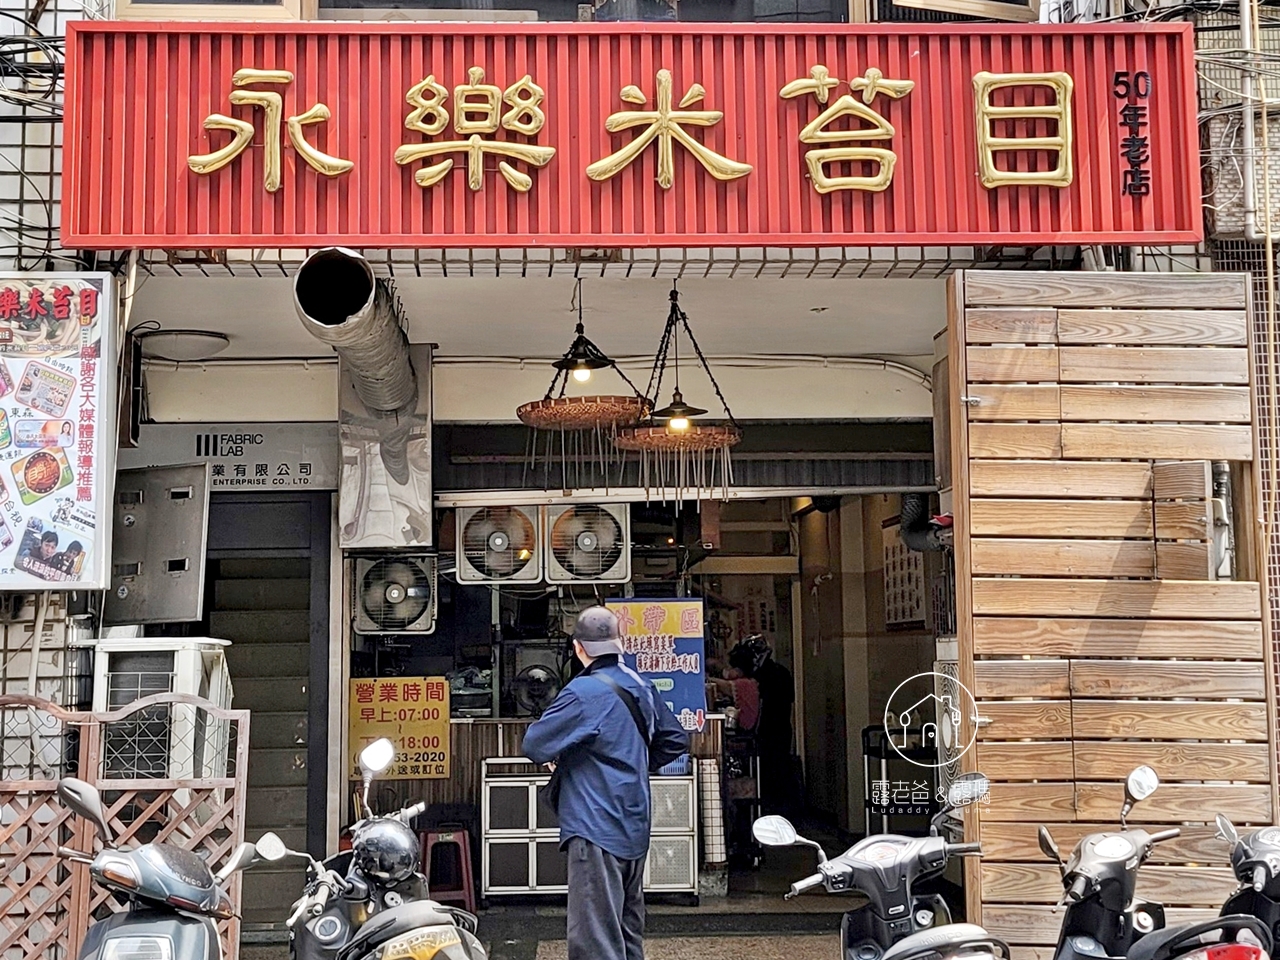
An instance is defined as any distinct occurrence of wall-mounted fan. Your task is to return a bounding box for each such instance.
[511,664,561,718]
[456,506,542,583]
[354,554,437,634]
[544,504,631,584]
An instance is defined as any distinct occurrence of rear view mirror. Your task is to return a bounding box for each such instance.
[254,832,288,862]
[1217,814,1240,846]
[1125,766,1159,804]
[753,816,799,847]
[214,841,257,883]
[1038,826,1064,867]
[58,778,113,843]
[1121,765,1159,828]
[359,738,396,780]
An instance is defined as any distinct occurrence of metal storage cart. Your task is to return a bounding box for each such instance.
[480,757,699,897]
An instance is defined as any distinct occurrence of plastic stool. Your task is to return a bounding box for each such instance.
[422,826,475,913]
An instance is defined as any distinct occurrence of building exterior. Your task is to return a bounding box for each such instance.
[0,0,1278,957]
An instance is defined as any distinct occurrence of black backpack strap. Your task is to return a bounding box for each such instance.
[595,673,652,748]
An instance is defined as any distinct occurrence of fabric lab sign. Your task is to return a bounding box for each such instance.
[0,274,114,591]
[64,23,1199,248]
[349,676,451,780]
[608,598,707,734]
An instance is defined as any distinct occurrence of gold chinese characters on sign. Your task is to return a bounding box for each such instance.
[186,63,1079,198]
[188,69,353,193]
[587,69,752,190]
[394,67,557,193]
[973,71,1074,189]
[780,65,914,194]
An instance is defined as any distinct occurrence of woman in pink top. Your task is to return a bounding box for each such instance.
[711,667,759,731]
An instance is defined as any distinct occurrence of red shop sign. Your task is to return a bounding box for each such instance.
[63,22,1200,249]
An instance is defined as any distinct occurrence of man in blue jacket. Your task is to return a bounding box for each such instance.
[523,606,690,960]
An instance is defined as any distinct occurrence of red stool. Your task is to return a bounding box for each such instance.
[422,826,475,913]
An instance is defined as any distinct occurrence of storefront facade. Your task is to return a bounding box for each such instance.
[58,18,1278,951]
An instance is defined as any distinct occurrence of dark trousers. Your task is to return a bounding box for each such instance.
[566,837,645,960]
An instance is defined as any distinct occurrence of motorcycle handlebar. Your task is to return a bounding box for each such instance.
[1148,829,1181,844]
[1066,875,1089,903]
[399,801,427,823]
[785,873,824,900]
[310,878,334,915]
[947,842,983,858]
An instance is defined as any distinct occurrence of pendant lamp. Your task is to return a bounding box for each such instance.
[516,279,650,490]
[614,284,741,503]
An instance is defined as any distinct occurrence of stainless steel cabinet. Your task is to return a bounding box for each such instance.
[481,758,698,896]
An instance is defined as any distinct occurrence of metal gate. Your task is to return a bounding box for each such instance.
[0,693,250,960]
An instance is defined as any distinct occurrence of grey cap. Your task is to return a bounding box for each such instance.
[573,605,625,657]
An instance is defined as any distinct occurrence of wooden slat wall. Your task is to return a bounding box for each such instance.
[951,272,1278,952]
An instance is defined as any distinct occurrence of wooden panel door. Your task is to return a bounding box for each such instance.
[948,272,1277,953]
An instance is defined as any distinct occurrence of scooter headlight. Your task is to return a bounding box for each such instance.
[100,937,174,960]
[379,928,463,960]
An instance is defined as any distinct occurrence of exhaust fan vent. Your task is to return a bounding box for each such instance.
[545,504,631,584]
[456,506,542,583]
[354,554,437,634]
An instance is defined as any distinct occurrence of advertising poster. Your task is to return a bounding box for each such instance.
[0,273,114,590]
[348,676,450,780]
[607,599,707,733]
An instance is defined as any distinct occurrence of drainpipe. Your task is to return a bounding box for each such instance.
[1242,0,1264,241]
[294,247,419,484]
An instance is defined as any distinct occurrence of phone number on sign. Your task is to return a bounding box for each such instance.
[401,751,447,764]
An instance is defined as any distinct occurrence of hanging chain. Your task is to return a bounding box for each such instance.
[678,305,739,427]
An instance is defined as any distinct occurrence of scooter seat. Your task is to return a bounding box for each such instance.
[882,924,1011,960]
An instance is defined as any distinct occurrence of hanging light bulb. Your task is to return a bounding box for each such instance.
[653,389,706,431]
[650,318,704,431]
[553,279,611,384]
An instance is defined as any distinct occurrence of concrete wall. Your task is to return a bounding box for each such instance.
[140,358,933,423]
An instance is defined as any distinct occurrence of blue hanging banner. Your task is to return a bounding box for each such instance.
[607,598,707,733]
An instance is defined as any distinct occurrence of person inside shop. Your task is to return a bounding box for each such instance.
[708,662,759,733]
[731,634,795,817]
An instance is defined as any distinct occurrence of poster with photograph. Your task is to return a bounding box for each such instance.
[0,274,115,589]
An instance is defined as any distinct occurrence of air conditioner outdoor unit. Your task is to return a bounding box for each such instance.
[544,504,631,584]
[82,637,233,780]
[354,554,438,635]
[456,506,542,584]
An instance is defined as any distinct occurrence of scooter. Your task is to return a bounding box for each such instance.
[55,776,259,960]
[1038,766,1271,960]
[256,737,486,960]
[1215,812,1280,943]
[753,771,1010,960]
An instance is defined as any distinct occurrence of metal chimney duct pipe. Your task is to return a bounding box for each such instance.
[293,247,417,413]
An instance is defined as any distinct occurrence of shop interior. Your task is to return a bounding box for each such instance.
[129,271,958,915]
